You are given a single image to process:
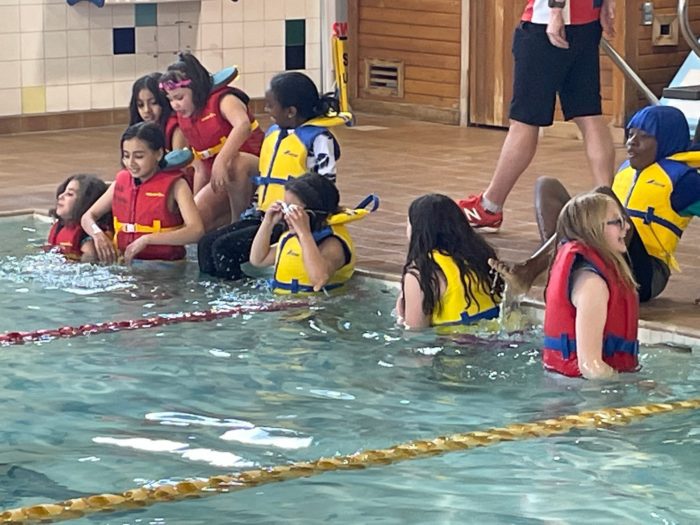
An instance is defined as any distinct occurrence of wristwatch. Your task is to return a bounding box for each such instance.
[548,0,566,7]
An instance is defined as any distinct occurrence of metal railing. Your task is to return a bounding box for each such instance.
[599,39,659,105]
[678,0,700,57]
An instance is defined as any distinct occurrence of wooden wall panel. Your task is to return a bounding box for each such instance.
[353,0,462,122]
[626,0,700,115]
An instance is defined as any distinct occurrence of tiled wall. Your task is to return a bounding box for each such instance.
[0,0,322,117]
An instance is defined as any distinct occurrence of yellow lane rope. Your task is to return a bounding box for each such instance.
[3,398,700,523]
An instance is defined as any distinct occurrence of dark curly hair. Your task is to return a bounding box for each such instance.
[49,174,109,226]
[284,173,341,232]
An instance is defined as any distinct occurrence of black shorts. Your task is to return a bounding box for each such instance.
[510,21,603,126]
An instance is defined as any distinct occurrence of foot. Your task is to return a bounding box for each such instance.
[458,193,503,233]
[488,257,539,297]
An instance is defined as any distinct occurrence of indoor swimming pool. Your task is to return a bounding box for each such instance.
[1,215,699,524]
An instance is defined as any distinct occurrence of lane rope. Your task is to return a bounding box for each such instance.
[0,301,309,346]
[2,397,699,523]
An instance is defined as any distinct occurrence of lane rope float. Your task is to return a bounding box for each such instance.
[0,301,309,346]
[2,397,699,523]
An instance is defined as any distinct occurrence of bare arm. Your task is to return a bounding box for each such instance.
[81,182,117,264]
[123,179,204,264]
[170,126,188,150]
[210,95,253,193]
[401,271,430,329]
[571,270,617,380]
[600,0,616,39]
[249,204,283,267]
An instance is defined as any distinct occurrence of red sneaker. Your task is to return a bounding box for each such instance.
[457,194,503,233]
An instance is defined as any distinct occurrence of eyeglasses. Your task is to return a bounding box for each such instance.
[605,217,627,228]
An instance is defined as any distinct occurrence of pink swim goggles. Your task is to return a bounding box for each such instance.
[159,78,192,91]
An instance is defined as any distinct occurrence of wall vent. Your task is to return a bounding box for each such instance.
[364,59,404,98]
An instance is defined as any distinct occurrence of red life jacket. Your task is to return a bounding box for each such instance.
[543,241,639,377]
[176,86,264,166]
[111,169,185,261]
[47,222,86,260]
[164,114,179,151]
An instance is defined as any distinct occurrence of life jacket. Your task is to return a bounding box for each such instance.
[543,241,639,377]
[164,114,179,151]
[612,151,700,271]
[255,113,352,212]
[429,251,500,326]
[176,86,264,163]
[111,169,185,261]
[270,194,378,294]
[46,222,86,261]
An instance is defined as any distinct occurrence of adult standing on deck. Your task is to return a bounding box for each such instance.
[458,0,616,232]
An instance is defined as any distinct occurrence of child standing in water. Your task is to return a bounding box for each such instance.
[47,174,109,262]
[249,173,356,293]
[198,71,350,280]
[542,192,639,379]
[160,53,264,231]
[81,122,203,264]
[397,194,503,329]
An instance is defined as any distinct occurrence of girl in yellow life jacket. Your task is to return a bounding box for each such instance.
[198,71,350,281]
[397,194,503,329]
[249,173,354,294]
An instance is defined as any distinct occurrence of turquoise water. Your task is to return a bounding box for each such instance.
[1,215,699,524]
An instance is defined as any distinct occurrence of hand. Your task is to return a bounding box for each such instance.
[263,201,285,226]
[284,204,311,236]
[546,8,569,49]
[600,0,615,39]
[210,156,234,194]
[124,235,150,265]
[93,231,118,265]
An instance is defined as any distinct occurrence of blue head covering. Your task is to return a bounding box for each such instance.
[626,105,690,161]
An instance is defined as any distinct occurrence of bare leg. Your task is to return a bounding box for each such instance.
[489,237,555,297]
[534,176,571,242]
[195,187,231,232]
[574,115,615,187]
[225,152,258,222]
[483,120,540,207]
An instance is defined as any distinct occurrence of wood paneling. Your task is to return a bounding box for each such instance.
[353,0,462,122]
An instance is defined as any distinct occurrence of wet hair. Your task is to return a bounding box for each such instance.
[284,173,341,232]
[120,122,166,169]
[160,52,212,114]
[269,72,340,121]
[549,192,636,290]
[128,73,171,128]
[403,194,502,317]
[49,174,109,225]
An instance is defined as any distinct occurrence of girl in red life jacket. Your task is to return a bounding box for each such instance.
[47,174,109,262]
[160,53,263,232]
[128,73,186,152]
[397,194,503,329]
[543,193,639,380]
[81,122,204,265]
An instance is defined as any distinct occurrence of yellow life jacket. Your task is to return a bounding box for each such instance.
[255,113,352,212]
[612,153,698,271]
[270,194,378,294]
[430,251,500,326]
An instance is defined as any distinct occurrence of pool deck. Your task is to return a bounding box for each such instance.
[0,113,698,334]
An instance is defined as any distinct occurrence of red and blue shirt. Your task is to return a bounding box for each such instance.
[522,0,602,25]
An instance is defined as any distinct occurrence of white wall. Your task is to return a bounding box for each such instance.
[0,0,323,117]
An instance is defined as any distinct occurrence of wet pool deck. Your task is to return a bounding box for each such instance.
[0,113,698,334]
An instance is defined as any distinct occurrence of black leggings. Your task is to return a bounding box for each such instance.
[197,217,284,280]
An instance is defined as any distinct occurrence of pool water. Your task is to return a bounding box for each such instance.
[1,215,699,524]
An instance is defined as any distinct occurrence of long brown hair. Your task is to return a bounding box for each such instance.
[552,192,636,290]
